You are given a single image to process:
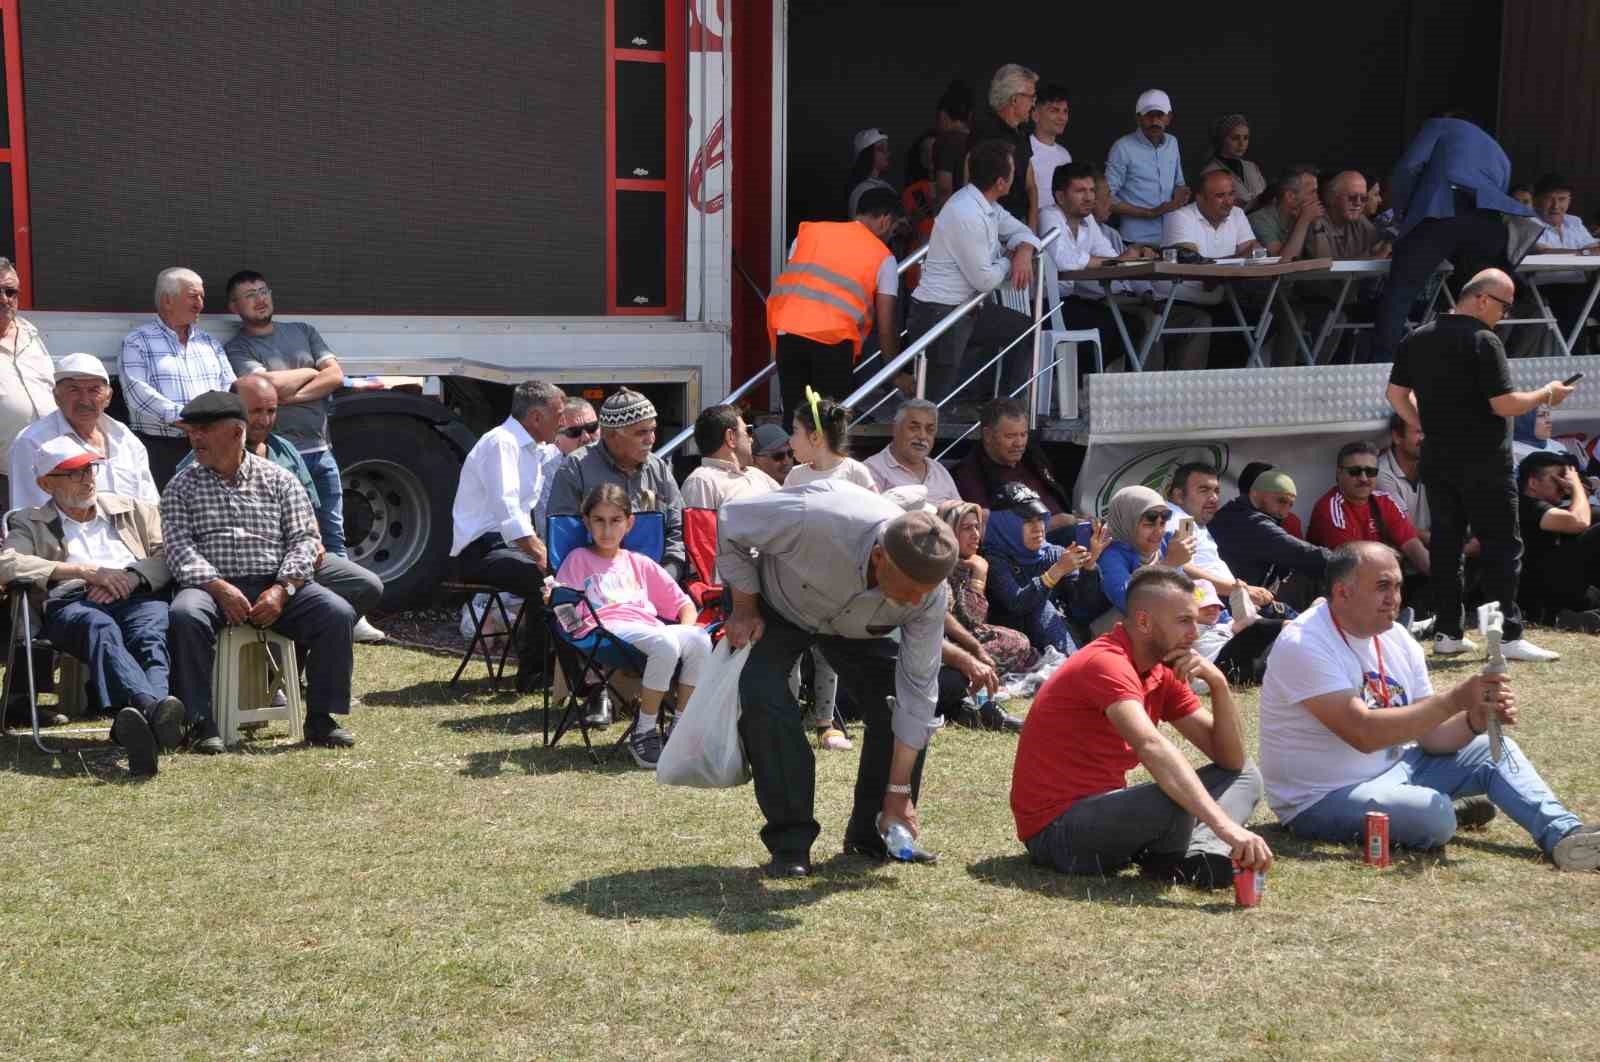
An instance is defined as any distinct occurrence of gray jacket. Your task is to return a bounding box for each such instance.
[546,440,685,573]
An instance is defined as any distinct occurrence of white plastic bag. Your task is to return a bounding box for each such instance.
[459,593,525,641]
[656,640,751,788]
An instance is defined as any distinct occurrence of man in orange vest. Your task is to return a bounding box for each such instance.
[769,187,901,431]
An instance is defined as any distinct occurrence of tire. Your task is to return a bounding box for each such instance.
[333,415,460,611]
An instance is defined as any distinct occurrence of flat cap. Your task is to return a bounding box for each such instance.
[881,509,959,586]
[177,390,246,425]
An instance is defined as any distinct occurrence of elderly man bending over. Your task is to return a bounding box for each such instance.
[0,438,181,775]
[163,391,355,754]
[1259,542,1599,869]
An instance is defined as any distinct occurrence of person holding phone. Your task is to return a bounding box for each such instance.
[1387,268,1575,662]
[981,483,1110,657]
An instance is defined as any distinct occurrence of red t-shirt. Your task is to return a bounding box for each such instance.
[1009,626,1200,841]
[1307,487,1418,551]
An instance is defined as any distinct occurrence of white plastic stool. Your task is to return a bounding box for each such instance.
[55,652,88,717]
[212,626,303,747]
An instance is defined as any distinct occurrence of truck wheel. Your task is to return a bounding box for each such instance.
[334,416,458,611]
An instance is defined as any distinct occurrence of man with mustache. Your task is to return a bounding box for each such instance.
[864,399,960,505]
[9,354,158,511]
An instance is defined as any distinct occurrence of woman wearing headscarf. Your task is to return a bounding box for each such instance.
[981,483,1109,655]
[1198,113,1266,214]
[944,501,1040,674]
[1515,405,1600,504]
[1096,485,1196,624]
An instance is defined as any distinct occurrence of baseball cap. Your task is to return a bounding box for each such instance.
[33,436,102,478]
[853,128,889,156]
[1135,89,1173,115]
[752,423,790,457]
[881,510,959,585]
[991,482,1051,519]
[53,352,110,383]
[1518,448,1577,487]
[1194,579,1223,611]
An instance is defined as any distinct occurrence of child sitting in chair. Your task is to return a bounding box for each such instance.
[555,483,713,768]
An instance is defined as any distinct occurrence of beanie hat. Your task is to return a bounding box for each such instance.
[881,510,959,585]
[598,388,657,430]
[1254,469,1297,495]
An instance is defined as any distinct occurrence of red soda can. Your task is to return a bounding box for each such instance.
[1233,860,1264,907]
[1364,811,1391,867]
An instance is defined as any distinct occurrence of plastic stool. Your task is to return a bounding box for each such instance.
[211,626,303,747]
[55,652,88,718]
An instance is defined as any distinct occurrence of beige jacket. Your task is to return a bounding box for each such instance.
[0,492,170,609]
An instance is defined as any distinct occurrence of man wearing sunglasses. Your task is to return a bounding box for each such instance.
[749,424,796,485]
[533,396,598,545]
[680,405,777,510]
[1309,442,1431,601]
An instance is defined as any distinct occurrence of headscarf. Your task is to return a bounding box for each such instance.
[1210,112,1248,179]
[943,501,986,558]
[1107,484,1170,561]
[982,506,1050,568]
[1514,408,1556,449]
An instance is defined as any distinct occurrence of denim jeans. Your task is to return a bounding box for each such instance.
[43,593,170,710]
[1287,735,1581,854]
[302,448,347,556]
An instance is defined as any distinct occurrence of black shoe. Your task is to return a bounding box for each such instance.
[978,701,1025,733]
[842,832,940,865]
[1454,795,1498,831]
[763,856,812,878]
[582,689,613,729]
[112,707,158,777]
[148,696,185,751]
[1555,608,1600,634]
[1145,852,1234,889]
[305,714,356,748]
[188,721,225,755]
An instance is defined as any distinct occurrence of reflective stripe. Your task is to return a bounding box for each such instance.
[779,262,870,304]
[770,283,871,329]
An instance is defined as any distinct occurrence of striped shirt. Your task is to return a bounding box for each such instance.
[118,317,236,437]
[161,451,319,586]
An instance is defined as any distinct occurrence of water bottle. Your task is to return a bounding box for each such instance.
[876,813,916,862]
[974,688,990,709]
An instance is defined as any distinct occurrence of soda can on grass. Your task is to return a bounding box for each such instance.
[1364,811,1391,867]
[1233,861,1264,907]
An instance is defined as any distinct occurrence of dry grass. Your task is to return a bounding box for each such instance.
[2,628,1598,1061]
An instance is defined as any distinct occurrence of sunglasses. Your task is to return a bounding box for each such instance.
[764,448,795,461]
[1342,465,1380,478]
[560,421,600,439]
[1482,292,1514,311]
[0,287,19,300]
[1139,510,1170,524]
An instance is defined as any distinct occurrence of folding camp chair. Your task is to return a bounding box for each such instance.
[442,573,526,690]
[681,507,724,627]
[542,511,669,760]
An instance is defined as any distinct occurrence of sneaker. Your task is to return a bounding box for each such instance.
[112,707,158,777]
[1551,824,1600,871]
[270,688,289,708]
[582,689,613,729]
[1433,634,1478,656]
[305,713,356,748]
[188,721,225,755]
[1453,795,1498,831]
[628,726,663,768]
[1501,638,1560,662]
[1407,615,1437,639]
[352,616,387,643]
[1555,608,1600,634]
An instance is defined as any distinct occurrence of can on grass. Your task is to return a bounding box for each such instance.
[1233,861,1265,907]
[1364,811,1391,867]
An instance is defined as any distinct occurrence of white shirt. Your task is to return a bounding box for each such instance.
[1534,213,1597,284]
[784,458,878,493]
[912,184,1043,306]
[863,445,961,504]
[58,508,139,569]
[1038,206,1121,299]
[1165,503,1235,585]
[1376,448,1428,533]
[1029,136,1072,207]
[531,442,569,543]
[9,410,160,511]
[450,416,555,555]
[0,318,54,469]
[1161,203,1256,305]
[1258,601,1434,822]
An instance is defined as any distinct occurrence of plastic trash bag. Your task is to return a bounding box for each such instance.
[656,640,751,788]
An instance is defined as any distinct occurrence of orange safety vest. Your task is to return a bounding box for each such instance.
[767,220,889,357]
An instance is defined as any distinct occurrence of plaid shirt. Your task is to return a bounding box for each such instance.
[161,451,319,586]
[118,317,236,437]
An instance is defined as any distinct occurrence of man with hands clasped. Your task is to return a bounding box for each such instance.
[1010,566,1272,888]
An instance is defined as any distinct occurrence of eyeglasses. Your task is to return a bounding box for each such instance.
[1341,465,1380,478]
[45,466,95,482]
[560,421,600,439]
[1482,292,1514,311]
[1342,193,1369,204]
[0,287,20,301]
[235,286,271,301]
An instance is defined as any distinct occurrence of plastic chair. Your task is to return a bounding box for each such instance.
[681,507,723,626]
[211,626,304,747]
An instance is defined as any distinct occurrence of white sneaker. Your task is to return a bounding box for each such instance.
[1433,634,1478,656]
[352,617,387,643]
[1408,616,1436,640]
[1552,825,1600,871]
[1501,638,1559,662]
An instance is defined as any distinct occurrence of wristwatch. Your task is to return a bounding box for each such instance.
[886,783,912,796]
[276,580,298,598]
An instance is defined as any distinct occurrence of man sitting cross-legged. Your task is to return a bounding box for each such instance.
[1009,566,1273,888]
[0,438,182,775]
[1258,542,1600,870]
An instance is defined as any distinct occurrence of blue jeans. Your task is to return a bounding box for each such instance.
[43,593,170,710]
[1287,736,1581,854]
[302,448,347,556]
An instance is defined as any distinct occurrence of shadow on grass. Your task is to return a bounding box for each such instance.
[458,735,640,778]
[361,678,529,709]
[547,857,894,933]
[965,854,1236,911]
[1,735,153,784]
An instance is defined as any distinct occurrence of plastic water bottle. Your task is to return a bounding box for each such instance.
[974,688,990,708]
[877,813,916,862]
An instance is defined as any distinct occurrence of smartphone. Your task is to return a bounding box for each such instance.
[1178,517,1197,539]
[1074,522,1094,549]
[1563,372,1584,386]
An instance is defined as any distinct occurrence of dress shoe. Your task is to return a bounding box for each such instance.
[305,714,356,748]
[148,696,185,751]
[111,707,158,777]
[946,698,982,729]
[763,856,812,878]
[979,701,1025,733]
[842,833,939,865]
[1453,796,1497,831]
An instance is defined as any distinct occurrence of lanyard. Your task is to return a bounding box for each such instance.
[1330,612,1389,708]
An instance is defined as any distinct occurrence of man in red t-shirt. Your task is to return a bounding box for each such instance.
[1010,567,1272,886]
[1309,440,1431,606]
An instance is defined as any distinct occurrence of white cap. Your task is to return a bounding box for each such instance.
[1193,579,1222,610]
[33,435,102,479]
[1135,89,1172,115]
[53,352,110,382]
[853,128,888,156]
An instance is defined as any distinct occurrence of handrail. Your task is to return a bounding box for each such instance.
[933,352,1066,462]
[851,244,930,377]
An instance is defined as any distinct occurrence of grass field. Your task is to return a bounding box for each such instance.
[3,627,1598,1061]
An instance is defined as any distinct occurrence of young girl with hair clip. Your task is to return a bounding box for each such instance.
[783,387,877,750]
[555,483,712,768]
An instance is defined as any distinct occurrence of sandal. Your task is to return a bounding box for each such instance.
[817,727,853,751]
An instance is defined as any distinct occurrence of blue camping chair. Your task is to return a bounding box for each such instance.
[542,512,669,759]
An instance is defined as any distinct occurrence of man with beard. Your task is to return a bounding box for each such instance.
[864,399,959,505]
[1009,566,1271,887]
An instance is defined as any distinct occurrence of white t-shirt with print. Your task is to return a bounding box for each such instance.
[1258,600,1434,822]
